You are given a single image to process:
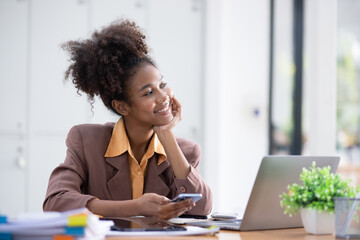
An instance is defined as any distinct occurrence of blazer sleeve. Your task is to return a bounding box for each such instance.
[43,126,96,212]
[173,140,213,215]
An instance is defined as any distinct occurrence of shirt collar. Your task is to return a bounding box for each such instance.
[104,118,167,165]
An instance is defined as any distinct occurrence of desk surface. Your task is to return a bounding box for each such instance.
[106,228,336,240]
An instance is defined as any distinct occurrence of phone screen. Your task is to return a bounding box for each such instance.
[171,193,202,203]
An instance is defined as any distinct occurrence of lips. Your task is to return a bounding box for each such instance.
[154,102,170,114]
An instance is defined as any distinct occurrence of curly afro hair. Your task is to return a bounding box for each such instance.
[62,19,156,115]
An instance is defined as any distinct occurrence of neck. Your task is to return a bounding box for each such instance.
[123,117,154,160]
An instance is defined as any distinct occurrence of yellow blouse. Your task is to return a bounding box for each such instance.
[104,118,167,199]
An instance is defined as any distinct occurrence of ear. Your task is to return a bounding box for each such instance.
[112,100,130,116]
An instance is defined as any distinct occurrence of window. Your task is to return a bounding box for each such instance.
[337,0,360,165]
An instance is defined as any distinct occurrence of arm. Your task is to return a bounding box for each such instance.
[173,140,213,215]
[43,126,97,212]
[154,97,190,178]
[86,193,194,219]
[154,97,213,215]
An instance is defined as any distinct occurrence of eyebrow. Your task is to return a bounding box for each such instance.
[137,75,164,93]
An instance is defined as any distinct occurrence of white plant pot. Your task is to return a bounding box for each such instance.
[300,208,335,235]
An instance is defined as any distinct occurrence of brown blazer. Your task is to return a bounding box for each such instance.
[43,122,212,215]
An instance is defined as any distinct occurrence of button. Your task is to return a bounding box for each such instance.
[180,186,186,192]
[137,171,142,176]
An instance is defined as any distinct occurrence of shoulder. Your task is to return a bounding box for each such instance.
[176,137,201,160]
[69,122,115,137]
[66,122,116,148]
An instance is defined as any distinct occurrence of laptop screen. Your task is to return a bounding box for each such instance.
[240,155,340,231]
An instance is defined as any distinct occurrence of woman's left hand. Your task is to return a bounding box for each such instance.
[153,96,181,134]
[153,96,191,178]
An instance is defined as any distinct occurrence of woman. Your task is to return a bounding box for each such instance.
[43,19,212,219]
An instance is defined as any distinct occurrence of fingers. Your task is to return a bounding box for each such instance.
[171,200,194,214]
[152,96,181,133]
[160,197,171,205]
[169,97,181,125]
[171,97,182,117]
[146,193,171,205]
[140,194,195,219]
[158,199,195,219]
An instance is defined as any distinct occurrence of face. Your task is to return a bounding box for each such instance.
[122,63,173,127]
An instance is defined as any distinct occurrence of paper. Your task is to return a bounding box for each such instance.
[106,225,219,236]
[0,208,113,240]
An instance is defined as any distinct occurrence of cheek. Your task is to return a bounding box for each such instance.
[140,99,156,111]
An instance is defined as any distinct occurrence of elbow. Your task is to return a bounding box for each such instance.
[43,196,56,212]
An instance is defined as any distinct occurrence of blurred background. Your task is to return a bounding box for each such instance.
[1,0,360,217]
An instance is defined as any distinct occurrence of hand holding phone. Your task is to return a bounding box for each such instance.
[171,193,202,203]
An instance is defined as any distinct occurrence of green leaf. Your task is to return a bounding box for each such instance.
[279,161,359,216]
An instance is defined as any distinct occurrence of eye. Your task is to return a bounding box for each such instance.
[160,82,167,88]
[143,90,153,96]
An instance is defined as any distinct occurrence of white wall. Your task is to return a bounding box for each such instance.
[204,0,270,213]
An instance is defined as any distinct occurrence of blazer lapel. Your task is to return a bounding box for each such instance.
[105,153,132,200]
[144,155,171,197]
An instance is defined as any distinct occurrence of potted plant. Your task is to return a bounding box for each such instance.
[280,162,360,235]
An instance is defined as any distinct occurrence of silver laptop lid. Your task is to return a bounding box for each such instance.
[240,155,340,231]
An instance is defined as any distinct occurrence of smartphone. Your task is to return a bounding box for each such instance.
[171,193,202,203]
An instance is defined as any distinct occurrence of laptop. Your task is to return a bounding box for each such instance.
[188,155,340,231]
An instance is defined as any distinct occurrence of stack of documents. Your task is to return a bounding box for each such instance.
[0,208,113,240]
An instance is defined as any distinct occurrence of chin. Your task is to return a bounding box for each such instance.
[156,115,174,126]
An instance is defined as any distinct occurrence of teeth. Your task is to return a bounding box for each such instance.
[158,105,169,113]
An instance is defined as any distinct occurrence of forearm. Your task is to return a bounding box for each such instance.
[156,131,190,178]
[86,198,140,217]
[174,169,213,215]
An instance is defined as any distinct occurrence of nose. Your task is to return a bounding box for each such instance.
[156,89,168,104]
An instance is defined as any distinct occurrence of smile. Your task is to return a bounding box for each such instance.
[158,105,169,113]
[154,102,170,113]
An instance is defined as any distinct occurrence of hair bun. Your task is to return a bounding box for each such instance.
[62,19,154,115]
